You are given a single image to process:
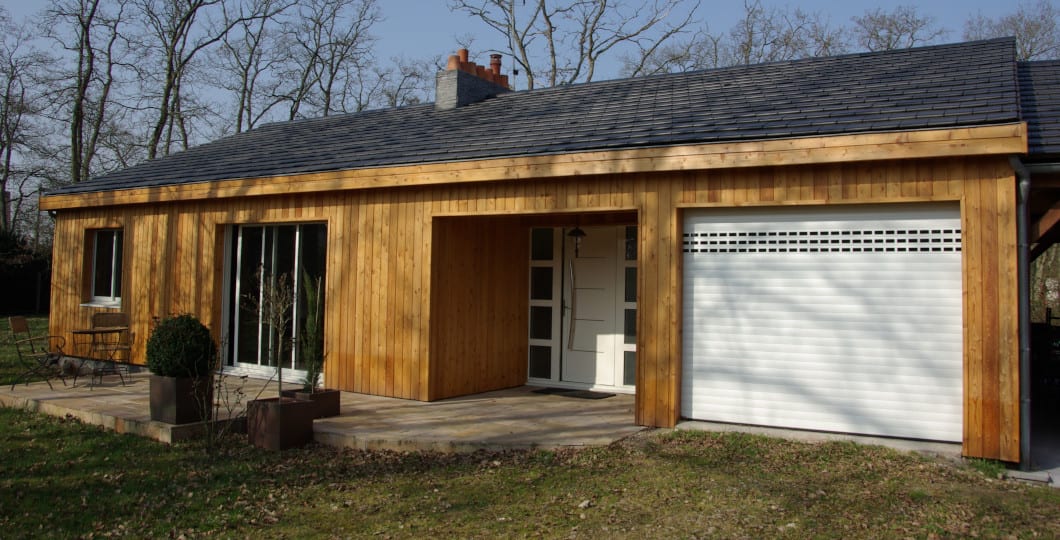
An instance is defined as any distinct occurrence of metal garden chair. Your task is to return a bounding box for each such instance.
[8,316,67,390]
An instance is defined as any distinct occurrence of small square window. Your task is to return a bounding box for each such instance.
[624,308,636,345]
[624,351,636,386]
[530,267,553,300]
[531,228,554,260]
[529,306,552,340]
[529,346,551,379]
[624,226,637,260]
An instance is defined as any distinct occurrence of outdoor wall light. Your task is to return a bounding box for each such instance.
[568,226,587,256]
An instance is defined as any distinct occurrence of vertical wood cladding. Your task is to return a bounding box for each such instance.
[48,156,1018,461]
[429,217,529,400]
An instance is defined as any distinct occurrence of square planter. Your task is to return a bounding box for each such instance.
[150,374,213,424]
[281,388,341,418]
[247,397,316,450]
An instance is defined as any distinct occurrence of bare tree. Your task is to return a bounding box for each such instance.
[132,0,277,159]
[449,0,543,89]
[851,5,947,52]
[626,0,845,75]
[212,0,292,133]
[276,0,381,119]
[623,28,721,74]
[42,0,131,184]
[0,9,52,236]
[379,55,441,107]
[450,0,698,90]
[964,0,1060,60]
[722,0,846,66]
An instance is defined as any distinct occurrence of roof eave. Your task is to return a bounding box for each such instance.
[40,123,1029,212]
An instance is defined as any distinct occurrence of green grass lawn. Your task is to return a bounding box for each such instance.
[2,319,1059,538]
[0,409,1058,539]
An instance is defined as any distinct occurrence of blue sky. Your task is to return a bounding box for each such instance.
[377,1,1015,65]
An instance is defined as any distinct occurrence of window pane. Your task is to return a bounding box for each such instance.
[274,226,297,277]
[529,345,551,378]
[529,306,552,340]
[300,224,328,280]
[624,267,636,303]
[112,230,123,295]
[233,223,328,370]
[530,267,553,300]
[531,228,553,260]
[235,227,264,365]
[623,351,636,386]
[624,308,636,344]
[93,230,116,298]
[295,224,327,371]
[624,226,637,260]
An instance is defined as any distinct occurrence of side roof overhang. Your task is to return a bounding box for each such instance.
[1017,60,1060,260]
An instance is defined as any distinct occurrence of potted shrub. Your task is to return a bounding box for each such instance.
[245,270,316,450]
[147,314,217,424]
[282,272,340,418]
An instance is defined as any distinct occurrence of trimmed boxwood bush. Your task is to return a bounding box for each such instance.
[146,314,217,378]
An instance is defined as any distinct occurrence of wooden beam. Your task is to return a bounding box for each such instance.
[1031,233,1060,262]
[41,124,1028,211]
[1034,202,1060,243]
[1029,179,1060,189]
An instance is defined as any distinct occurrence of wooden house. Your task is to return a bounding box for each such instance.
[41,39,1060,463]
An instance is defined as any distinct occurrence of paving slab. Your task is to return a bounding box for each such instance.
[0,371,642,452]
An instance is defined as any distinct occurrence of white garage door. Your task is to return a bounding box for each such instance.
[682,204,963,442]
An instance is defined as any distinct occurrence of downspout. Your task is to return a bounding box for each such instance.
[1009,156,1032,471]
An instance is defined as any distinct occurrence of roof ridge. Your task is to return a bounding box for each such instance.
[487,37,1020,97]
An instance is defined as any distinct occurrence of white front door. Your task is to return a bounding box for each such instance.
[527,225,636,393]
[562,226,619,385]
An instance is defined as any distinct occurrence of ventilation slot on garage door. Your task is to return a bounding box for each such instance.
[682,228,961,254]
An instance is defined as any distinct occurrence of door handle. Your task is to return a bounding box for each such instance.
[567,257,577,349]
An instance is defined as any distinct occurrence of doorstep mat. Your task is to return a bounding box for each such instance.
[532,387,616,400]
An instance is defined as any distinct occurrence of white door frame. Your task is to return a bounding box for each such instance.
[527,225,636,393]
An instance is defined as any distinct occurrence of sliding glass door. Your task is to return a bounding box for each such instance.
[227,223,327,376]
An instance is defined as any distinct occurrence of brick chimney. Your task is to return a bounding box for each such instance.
[435,49,511,111]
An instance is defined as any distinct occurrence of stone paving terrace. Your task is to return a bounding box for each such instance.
[0,370,643,452]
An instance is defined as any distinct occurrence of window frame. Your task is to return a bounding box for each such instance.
[85,228,124,308]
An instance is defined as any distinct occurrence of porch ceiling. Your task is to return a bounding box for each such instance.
[1029,173,1060,261]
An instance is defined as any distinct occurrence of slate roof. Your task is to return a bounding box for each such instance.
[1019,60,1060,157]
[50,38,1027,196]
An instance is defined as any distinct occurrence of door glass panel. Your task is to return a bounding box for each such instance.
[623,351,636,386]
[624,308,636,344]
[624,267,636,303]
[529,345,551,378]
[529,306,552,340]
[624,226,637,260]
[235,226,264,365]
[530,267,553,300]
[531,228,554,260]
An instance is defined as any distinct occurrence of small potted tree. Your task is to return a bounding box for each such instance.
[282,272,340,418]
[147,314,217,424]
[245,269,316,450]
